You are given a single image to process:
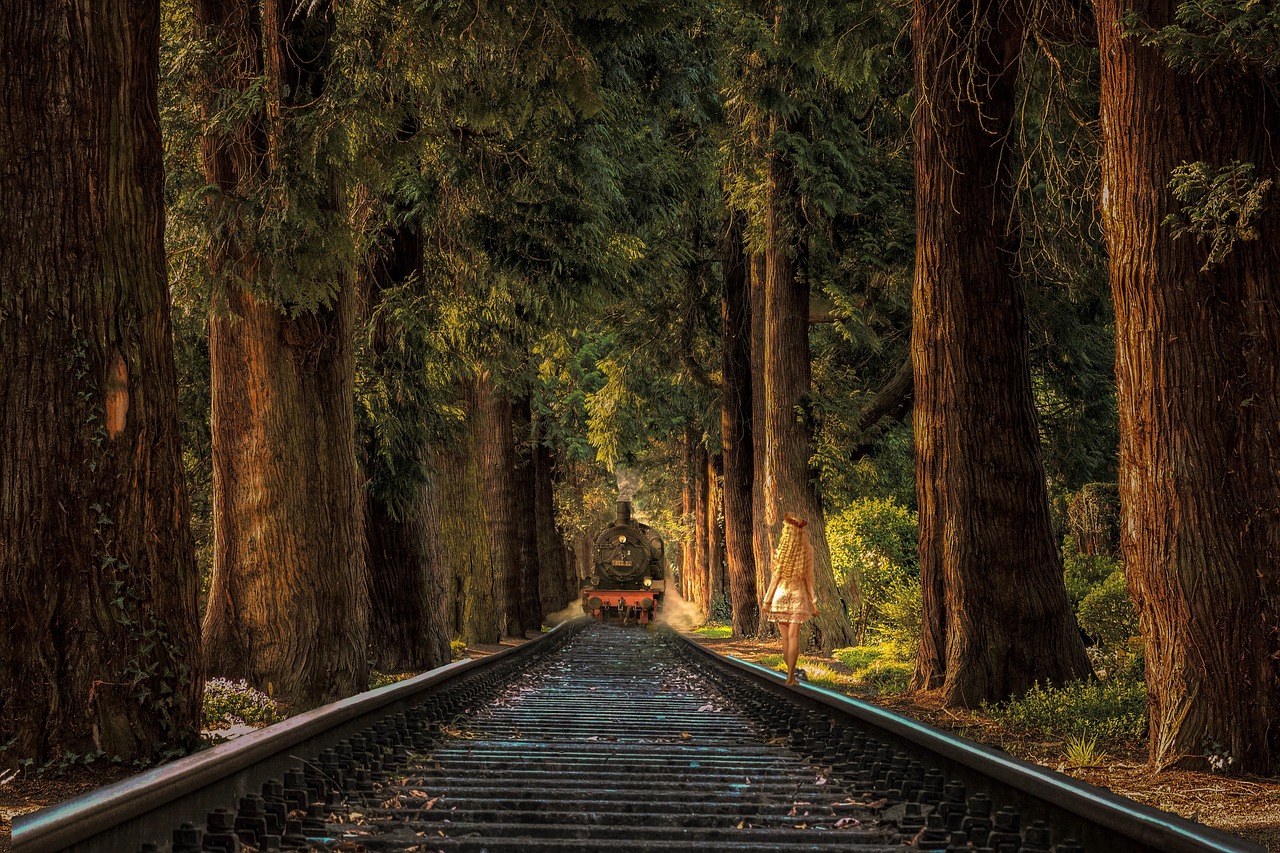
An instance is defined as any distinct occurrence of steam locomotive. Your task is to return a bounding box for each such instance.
[580,500,666,625]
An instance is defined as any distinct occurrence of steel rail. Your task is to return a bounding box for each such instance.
[12,620,582,853]
[673,631,1264,853]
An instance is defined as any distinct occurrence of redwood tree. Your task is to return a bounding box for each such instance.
[910,0,1091,705]
[0,0,201,764]
[1096,0,1280,772]
[476,370,524,636]
[762,125,855,651]
[197,0,368,708]
[721,213,760,636]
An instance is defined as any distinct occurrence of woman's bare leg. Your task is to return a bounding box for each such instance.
[782,622,801,684]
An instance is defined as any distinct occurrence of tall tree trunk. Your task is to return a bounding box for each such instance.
[198,0,368,709]
[692,439,710,616]
[533,419,571,616]
[681,430,696,601]
[433,399,499,645]
[513,396,544,632]
[763,124,855,651]
[475,370,522,636]
[707,453,726,608]
[0,0,201,765]
[1096,0,1280,772]
[359,207,450,673]
[749,253,773,636]
[366,466,450,672]
[910,0,1091,705]
[722,213,760,636]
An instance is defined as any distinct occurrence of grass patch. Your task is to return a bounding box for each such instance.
[833,644,912,694]
[693,624,733,639]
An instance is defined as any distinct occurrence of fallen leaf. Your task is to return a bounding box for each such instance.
[681,732,692,739]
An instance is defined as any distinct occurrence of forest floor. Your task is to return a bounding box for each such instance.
[4,630,1279,851]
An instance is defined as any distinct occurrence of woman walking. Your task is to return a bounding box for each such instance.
[761,513,818,685]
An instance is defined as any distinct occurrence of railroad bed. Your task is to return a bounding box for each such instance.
[14,621,1263,853]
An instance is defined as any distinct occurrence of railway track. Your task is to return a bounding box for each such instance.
[14,620,1262,853]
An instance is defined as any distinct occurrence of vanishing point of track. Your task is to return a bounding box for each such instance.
[14,621,1262,853]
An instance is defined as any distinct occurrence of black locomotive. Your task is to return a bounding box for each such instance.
[580,500,666,625]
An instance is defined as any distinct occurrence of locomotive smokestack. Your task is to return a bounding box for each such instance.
[616,500,632,525]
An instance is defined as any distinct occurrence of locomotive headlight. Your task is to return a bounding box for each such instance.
[642,576,652,588]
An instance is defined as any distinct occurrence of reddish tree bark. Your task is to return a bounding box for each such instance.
[721,212,760,636]
[1096,0,1280,772]
[198,0,368,709]
[692,439,710,616]
[749,252,773,636]
[707,453,726,608]
[910,0,1091,705]
[0,0,201,765]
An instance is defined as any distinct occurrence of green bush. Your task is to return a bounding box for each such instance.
[983,678,1147,742]
[450,639,467,660]
[1078,568,1139,654]
[709,592,733,623]
[202,678,283,729]
[1062,536,1120,609]
[868,576,921,659]
[827,498,918,639]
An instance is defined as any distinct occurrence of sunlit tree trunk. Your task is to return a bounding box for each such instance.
[722,213,760,636]
[1096,0,1280,772]
[911,0,1091,705]
[198,0,368,709]
[0,0,201,765]
[763,122,855,650]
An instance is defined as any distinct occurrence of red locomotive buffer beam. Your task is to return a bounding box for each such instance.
[583,581,666,625]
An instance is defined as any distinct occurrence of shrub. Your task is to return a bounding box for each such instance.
[709,592,733,623]
[1062,536,1120,609]
[868,576,921,659]
[450,639,466,660]
[202,678,283,729]
[827,498,918,639]
[1078,568,1139,654]
[983,678,1147,742]
[370,671,416,690]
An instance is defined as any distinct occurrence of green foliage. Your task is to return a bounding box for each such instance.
[694,624,732,639]
[450,639,467,660]
[827,498,918,640]
[202,678,283,729]
[1165,160,1274,270]
[1078,569,1139,656]
[1062,536,1120,610]
[984,679,1147,742]
[709,593,733,624]
[1128,1,1280,77]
